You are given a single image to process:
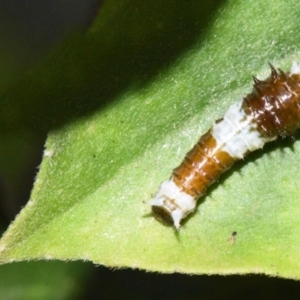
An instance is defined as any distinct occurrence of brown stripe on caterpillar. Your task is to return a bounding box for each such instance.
[172,131,235,198]
[149,62,300,230]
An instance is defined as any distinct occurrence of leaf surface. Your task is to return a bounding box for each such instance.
[1,0,300,278]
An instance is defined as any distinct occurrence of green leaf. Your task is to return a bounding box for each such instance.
[1,0,300,279]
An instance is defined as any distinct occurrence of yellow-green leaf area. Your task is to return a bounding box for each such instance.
[1,0,300,279]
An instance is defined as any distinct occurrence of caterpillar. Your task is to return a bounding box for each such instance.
[150,62,300,230]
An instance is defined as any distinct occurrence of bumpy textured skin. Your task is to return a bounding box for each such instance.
[150,63,300,229]
[243,65,300,138]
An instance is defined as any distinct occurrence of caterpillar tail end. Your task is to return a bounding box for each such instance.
[149,179,196,230]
